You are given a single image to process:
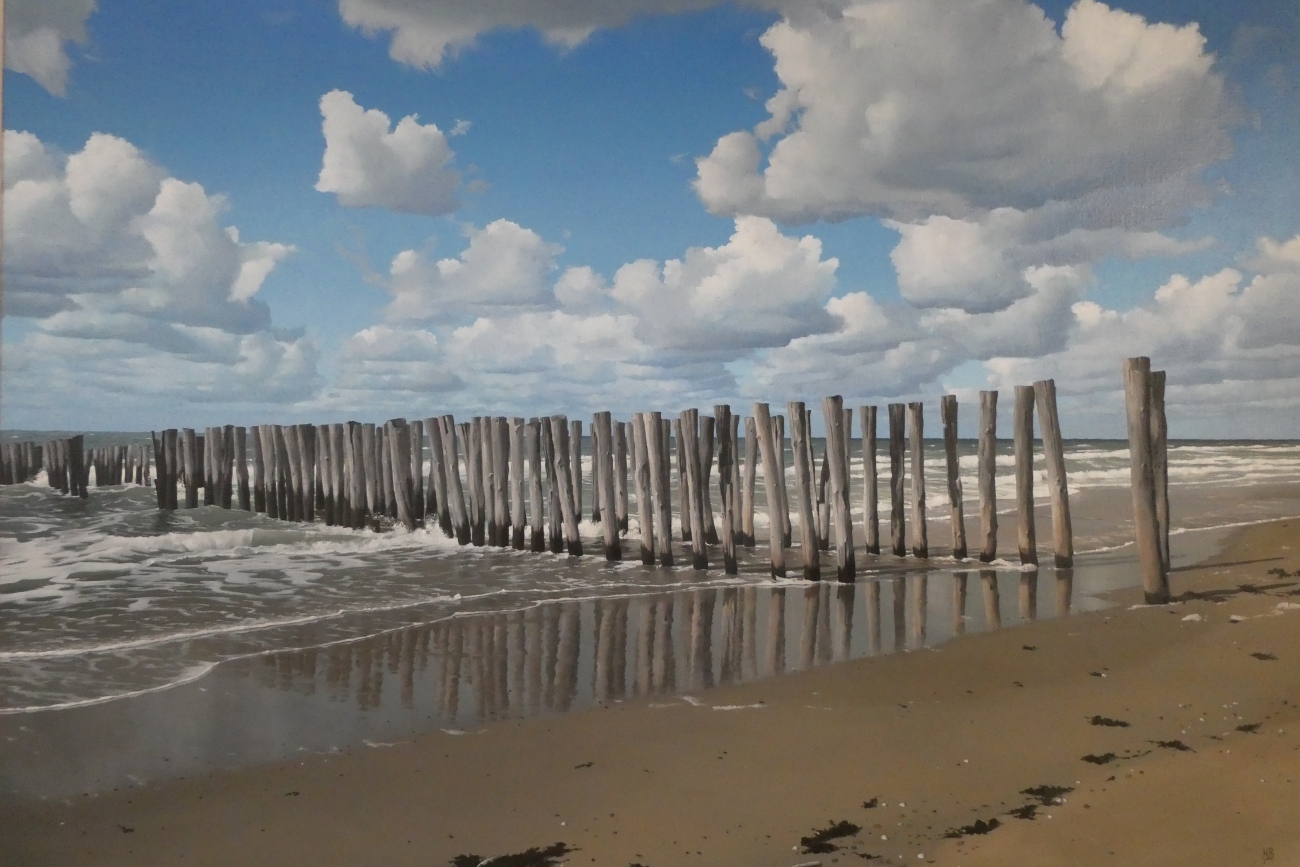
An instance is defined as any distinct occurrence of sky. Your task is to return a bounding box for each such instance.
[2,0,1298,437]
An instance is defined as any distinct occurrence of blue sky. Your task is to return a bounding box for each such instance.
[2,0,1298,436]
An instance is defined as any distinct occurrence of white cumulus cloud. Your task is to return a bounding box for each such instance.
[316,90,461,215]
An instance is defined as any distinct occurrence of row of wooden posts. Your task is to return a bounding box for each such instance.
[151,380,1077,582]
[0,436,155,496]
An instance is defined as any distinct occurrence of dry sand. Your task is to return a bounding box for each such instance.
[4,519,1298,867]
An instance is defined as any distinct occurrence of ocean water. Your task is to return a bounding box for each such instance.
[1,435,1298,796]
[3,435,1298,719]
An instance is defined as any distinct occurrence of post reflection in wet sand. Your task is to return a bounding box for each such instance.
[242,564,1077,729]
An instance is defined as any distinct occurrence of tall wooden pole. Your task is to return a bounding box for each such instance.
[1013,385,1037,567]
[753,402,786,578]
[977,391,998,562]
[822,396,855,581]
[787,401,819,581]
[1149,371,1170,573]
[647,412,674,567]
[1123,357,1168,603]
[861,406,879,554]
[741,416,758,548]
[888,404,906,556]
[1034,379,1074,568]
[631,413,655,565]
[715,405,737,575]
[908,402,928,558]
[940,395,966,559]
[595,411,621,561]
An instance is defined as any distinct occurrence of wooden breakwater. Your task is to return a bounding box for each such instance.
[0,436,158,496]
[147,382,1083,581]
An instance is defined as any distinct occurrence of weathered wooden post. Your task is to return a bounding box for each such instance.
[822,396,855,581]
[741,416,757,547]
[347,421,364,527]
[940,395,966,559]
[182,429,199,508]
[590,415,603,524]
[378,424,394,518]
[439,416,470,544]
[978,391,998,562]
[68,435,86,499]
[521,419,543,552]
[314,426,328,517]
[700,416,718,544]
[1149,370,1170,572]
[221,425,235,508]
[1013,385,1037,567]
[540,418,564,554]
[646,412,674,567]
[492,417,511,546]
[282,425,303,522]
[1123,357,1169,603]
[299,424,316,522]
[631,412,656,565]
[674,417,691,543]
[510,418,527,549]
[386,421,417,530]
[159,431,175,508]
[202,427,217,504]
[614,420,629,534]
[860,406,879,554]
[753,403,787,577]
[567,419,583,528]
[151,432,167,509]
[235,427,251,511]
[465,419,484,545]
[715,405,738,575]
[787,401,819,581]
[251,426,267,513]
[331,424,348,527]
[425,417,452,536]
[594,411,621,561]
[1034,379,1074,568]
[886,404,905,555]
[908,402,928,558]
[680,409,708,570]
[358,423,376,519]
[550,416,583,556]
[816,437,830,551]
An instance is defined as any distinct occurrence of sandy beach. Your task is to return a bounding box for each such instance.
[4,516,1297,866]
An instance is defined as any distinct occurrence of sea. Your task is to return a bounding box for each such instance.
[2,433,1298,797]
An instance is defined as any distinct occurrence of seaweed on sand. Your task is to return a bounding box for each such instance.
[448,842,574,867]
[800,820,862,854]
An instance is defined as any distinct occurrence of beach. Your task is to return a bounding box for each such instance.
[4,513,1298,866]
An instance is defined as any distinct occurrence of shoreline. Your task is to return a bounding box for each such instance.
[4,517,1298,866]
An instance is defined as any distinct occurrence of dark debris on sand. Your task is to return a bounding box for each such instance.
[800,819,862,854]
[1152,739,1194,752]
[1021,784,1074,805]
[448,842,573,867]
[1237,722,1262,733]
[1089,715,1130,727]
[944,817,1002,838]
[1082,752,1118,764]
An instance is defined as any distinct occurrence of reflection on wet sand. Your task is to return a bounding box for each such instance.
[246,569,1075,727]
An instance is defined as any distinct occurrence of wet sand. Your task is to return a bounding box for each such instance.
[4,517,1298,866]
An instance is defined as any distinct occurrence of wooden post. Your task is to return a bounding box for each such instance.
[540,417,564,554]
[700,416,718,544]
[407,419,423,523]
[816,433,830,551]
[251,425,266,513]
[887,404,906,556]
[594,411,621,561]
[861,406,879,554]
[282,425,303,522]
[1123,357,1168,603]
[550,416,583,556]
[741,417,757,547]
[940,395,966,559]
[426,417,453,537]
[348,421,365,528]
[730,413,743,544]
[566,419,582,529]
[646,412,674,567]
[163,431,177,508]
[680,409,708,570]
[314,425,327,517]
[510,418,527,549]
[614,420,629,534]
[822,396,855,581]
[753,404,786,577]
[590,415,602,524]
[465,419,484,545]
[298,424,315,522]
[787,401,819,581]
[1034,379,1074,568]
[1149,371,1170,573]
[151,432,166,509]
[336,422,349,526]
[379,424,395,518]
[439,416,470,544]
[908,402,928,558]
[492,417,511,547]
[1013,385,1037,567]
[202,427,216,504]
[182,429,199,508]
[386,421,417,530]
[221,425,235,508]
[978,391,998,562]
[631,412,655,565]
[674,417,691,544]
[715,405,737,575]
[522,419,544,553]
[235,426,251,511]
